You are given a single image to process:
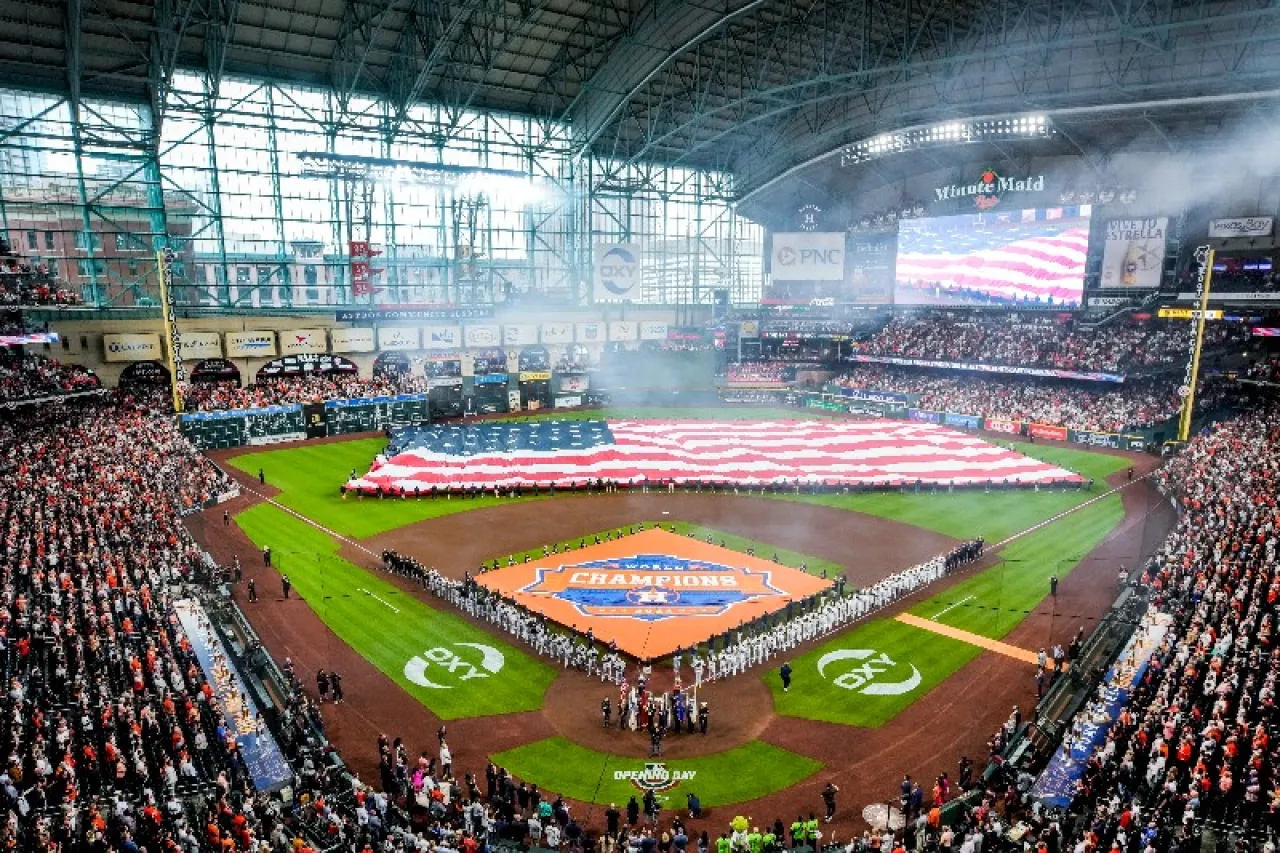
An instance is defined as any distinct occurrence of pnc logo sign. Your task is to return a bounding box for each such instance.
[403,642,505,689]
[599,246,639,296]
[816,648,922,696]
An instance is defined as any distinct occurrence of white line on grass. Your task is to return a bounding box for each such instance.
[931,595,974,621]
[357,587,401,613]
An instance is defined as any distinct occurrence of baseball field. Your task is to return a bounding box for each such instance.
[184,407,1169,828]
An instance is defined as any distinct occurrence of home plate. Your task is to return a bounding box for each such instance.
[861,803,905,831]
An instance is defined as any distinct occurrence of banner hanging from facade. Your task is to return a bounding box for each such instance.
[224,331,277,358]
[1099,218,1167,289]
[593,243,642,301]
[1207,216,1273,239]
[104,333,163,362]
[330,328,375,353]
[769,232,845,281]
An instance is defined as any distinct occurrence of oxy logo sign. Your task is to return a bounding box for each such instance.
[816,649,921,696]
[614,763,696,794]
[596,244,640,297]
[403,642,505,689]
[521,554,785,622]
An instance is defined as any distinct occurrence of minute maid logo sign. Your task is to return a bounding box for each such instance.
[934,168,1045,209]
[614,763,696,794]
[521,554,784,622]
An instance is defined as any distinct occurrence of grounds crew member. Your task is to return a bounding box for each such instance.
[803,813,819,846]
[761,826,777,853]
[789,817,804,849]
[748,826,763,853]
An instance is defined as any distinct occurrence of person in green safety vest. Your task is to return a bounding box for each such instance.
[760,828,777,853]
[747,827,763,853]
[803,814,819,846]
[789,817,804,849]
[716,833,732,853]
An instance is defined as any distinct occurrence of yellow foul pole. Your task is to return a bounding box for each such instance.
[156,249,185,413]
[1177,247,1215,442]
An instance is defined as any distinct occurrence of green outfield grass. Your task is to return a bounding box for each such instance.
[768,486,1128,727]
[235,503,556,719]
[229,439,543,539]
[490,737,822,808]
[494,521,842,578]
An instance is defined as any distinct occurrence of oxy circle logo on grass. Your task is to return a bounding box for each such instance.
[614,762,696,794]
[816,648,921,696]
[404,642,505,689]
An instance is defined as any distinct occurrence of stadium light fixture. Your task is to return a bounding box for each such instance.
[840,113,1054,166]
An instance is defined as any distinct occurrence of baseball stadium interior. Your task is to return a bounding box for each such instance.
[4,1,1280,852]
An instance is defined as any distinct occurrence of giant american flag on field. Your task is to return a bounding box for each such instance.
[350,419,1082,491]
[895,208,1092,305]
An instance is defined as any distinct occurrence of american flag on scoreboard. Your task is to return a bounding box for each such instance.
[896,218,1090,304]
[351,419,1081,491]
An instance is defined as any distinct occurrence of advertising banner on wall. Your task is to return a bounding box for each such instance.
[541,322,573,344]
[502,324,538,347]
[464,324,501,348]
[554,395,584,408]
[225,331,278,358]
[1069,429,1122,449]
[833,386,918,406]
[330,328,375,353]
[104,333,163,362]
[559,375,589,392]
[576,322,604,344]
[608,321,638,342]
[178,332,222,360]
[944,412,983,429]
[908,409,943,424]
[519,371,552,382]
[985,418,1024,435]
[279,329,328,355]
[593,243,642,301]
[1099,218,1167,288]
[1208,216,1273,239]
[1028,423,1069,442]
[422,326,460,350]
[639,321,668,341]
[377,327,421,351]
[770,232,845,281]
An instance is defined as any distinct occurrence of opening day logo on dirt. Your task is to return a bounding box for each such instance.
[404,642,505,689]
[816,648,922,696]
[613,762,697,794]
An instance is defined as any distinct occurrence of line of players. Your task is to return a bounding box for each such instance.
[381,533,985,689]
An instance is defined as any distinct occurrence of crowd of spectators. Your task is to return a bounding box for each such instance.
[833,366,1187,433]
[0,389,444,853]
[855,314,1246,374]
[182,373,431,411]
[0,350,101,403]
[950,402,1280,853]
[0,239,82,306]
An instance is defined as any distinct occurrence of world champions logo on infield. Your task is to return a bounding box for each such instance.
[520,554,786,622]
